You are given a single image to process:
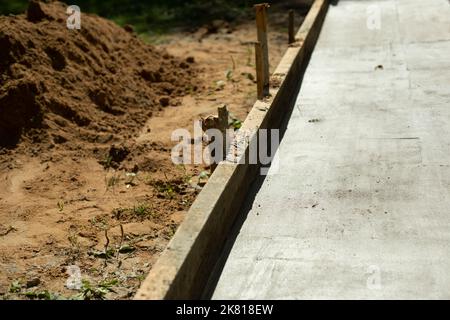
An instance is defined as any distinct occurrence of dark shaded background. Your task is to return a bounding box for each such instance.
[0,0,263,33]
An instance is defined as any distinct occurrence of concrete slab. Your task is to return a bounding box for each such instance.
[213,0,450,299]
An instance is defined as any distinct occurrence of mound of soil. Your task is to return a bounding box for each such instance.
[0,0,198,148]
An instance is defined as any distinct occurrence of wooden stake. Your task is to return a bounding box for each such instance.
[255,42,264,100]
[289,10,295,44]
[254,3,270,98]
[205,105,229,173]
[218,105,229,163]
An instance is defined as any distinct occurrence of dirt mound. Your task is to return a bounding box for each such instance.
[0,0,198,147]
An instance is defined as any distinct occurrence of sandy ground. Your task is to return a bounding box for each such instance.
[0,6,305,299]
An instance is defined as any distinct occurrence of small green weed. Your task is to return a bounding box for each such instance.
[74,279,118,300]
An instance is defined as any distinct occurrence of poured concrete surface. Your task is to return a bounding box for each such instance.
[213,0,450,299]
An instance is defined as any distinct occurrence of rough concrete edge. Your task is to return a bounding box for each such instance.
[134,0,329,300]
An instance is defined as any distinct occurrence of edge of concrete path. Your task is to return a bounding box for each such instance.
[134,0,329,300]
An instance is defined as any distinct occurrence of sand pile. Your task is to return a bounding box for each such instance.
[0,0,197,148]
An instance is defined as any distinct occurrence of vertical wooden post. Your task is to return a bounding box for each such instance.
[254,42,264,100]
[254,3,270,98]
[206,105,229,173]
[218,105,229,163]
[288,10,295,44]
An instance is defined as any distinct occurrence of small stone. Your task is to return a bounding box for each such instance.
[159,96,170,107]
[26,277,40,288]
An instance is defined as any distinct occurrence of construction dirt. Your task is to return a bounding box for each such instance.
[0,0,307,299]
